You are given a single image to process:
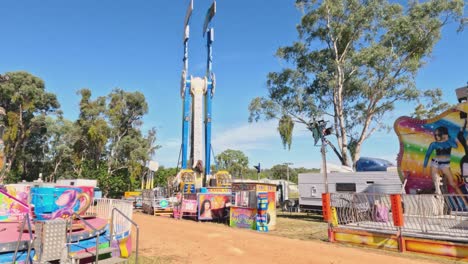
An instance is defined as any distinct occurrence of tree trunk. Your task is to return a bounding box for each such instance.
[49,159,62,182]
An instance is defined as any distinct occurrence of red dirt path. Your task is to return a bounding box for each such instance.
[132,213,440,264]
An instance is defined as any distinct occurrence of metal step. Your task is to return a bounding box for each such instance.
[94,257,128,264]
[69,247,116,260]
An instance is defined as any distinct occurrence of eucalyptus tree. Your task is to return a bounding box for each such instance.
[249,0,464,167]
[74,89,109,176]
[216,149,249,179]
[44,115,79,182]
[73,88,157,197]
[103,89,151,196]
[0,71,59,182]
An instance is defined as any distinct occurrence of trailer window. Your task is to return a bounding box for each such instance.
[336,183,356,192]
[310,186,317,197]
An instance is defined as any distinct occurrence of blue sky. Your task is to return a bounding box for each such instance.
[0,1,466,170]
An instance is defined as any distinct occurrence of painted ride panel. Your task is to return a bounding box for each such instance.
[394,102,468,202]
[31,187,91,220]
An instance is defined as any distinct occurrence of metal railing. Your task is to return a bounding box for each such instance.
[331,193,397,233]
[69,213,101,264]
[85,198,134,231]
[401,194,468,241]
[111,207,139,264]
[12,213,34,264]
[330,192,468,241]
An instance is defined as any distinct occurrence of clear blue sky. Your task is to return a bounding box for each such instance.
[0,1,466,170]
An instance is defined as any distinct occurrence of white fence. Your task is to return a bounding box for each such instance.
[85,198,134,236]
[401,194,468,240]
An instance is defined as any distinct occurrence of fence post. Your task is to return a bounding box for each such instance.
[390,194,405,252]
[322,193,335,242]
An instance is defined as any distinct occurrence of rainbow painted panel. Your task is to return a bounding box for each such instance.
[405,238,468,258]
[334,232,399,250]
[394,103,468,194]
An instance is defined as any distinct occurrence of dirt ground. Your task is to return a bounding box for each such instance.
[130,212,450,264]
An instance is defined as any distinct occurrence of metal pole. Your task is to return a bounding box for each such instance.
[321,137,329,193]
[283,162,293,182]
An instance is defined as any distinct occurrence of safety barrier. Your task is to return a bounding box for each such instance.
[85,198,134,236]
[331,193,397,233]
[401,194,468,240]
[329,193,468,241]
[324,192,468,259]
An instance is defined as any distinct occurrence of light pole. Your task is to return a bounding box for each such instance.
[283,162,293,182]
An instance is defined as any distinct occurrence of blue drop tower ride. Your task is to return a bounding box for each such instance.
[178,0,222,189]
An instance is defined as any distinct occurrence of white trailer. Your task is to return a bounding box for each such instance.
[298,170,402,212]
[56,179,98,187]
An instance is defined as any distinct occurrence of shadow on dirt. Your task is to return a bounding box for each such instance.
[277,212,324,222]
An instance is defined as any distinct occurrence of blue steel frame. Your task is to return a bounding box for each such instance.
[205,29,214,176]
[180,0,193,169]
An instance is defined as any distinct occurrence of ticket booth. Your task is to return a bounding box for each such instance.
[229,182,276,231]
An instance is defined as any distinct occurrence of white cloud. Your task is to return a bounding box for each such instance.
[212,120,312,152]
[212,120,278,152]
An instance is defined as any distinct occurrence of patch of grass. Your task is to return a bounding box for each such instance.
[270,212,328,241]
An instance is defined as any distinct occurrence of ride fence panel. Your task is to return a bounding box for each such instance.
[401,194,468,242]
[330,193,397,233]
[85,198,134,236]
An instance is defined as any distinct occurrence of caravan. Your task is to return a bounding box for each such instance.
[298,170,402,212]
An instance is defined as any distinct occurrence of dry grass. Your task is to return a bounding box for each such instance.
[269,211,328,241]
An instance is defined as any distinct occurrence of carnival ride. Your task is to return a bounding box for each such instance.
[323,84,468,260]
[173,0,229,189]
[169,0,239,222]
[0,182,136,264]
[167,2,279,232]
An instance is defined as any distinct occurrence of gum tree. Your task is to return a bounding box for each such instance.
[249,0,464,167]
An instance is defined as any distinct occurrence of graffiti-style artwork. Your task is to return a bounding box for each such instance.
[394,103,468,199]
[57,186,94,216]
[32,187,91,220]
[0,185,30,222]
[230,207,256,229]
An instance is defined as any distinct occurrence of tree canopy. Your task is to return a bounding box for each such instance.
[0,71,159,198]
[215,149,249,179]
[0,71,60,182]
[249,0,464,167]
